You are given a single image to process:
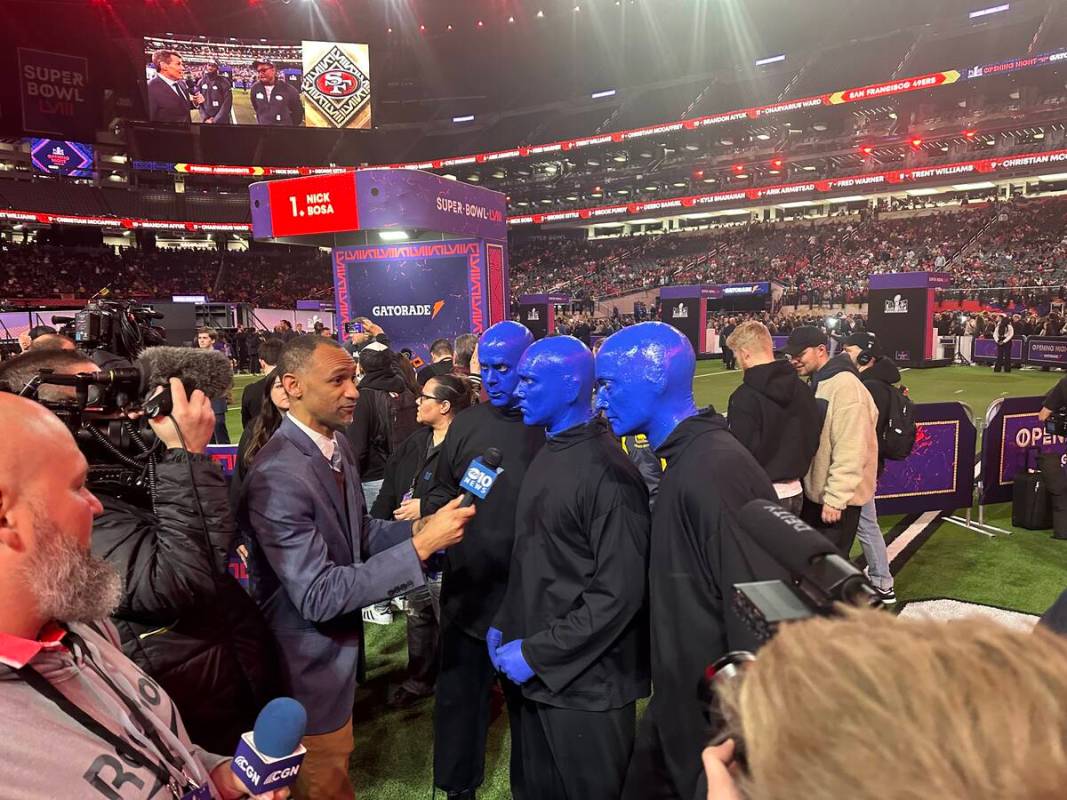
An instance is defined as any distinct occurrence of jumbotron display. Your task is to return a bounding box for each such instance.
[142,34,371,129]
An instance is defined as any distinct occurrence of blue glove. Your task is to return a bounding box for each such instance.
[495,639,535,684]
[487,627,503,671]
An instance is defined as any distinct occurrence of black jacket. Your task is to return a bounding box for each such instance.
[494,418,650,710]
[370,426,441,520]
[416,358,454,386]
[346,369,413,483]
[90,450,282,754]
[146,76,194,123]
[241,376,268,429]
[647,411,789,800]
[621,434,663,509]
[196,73,232,124]
[423,403,545,637]
[727,360,821,484]
[859,356,902,473]
[249,79,304,126]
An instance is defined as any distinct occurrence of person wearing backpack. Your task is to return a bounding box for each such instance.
[842,332,913,604]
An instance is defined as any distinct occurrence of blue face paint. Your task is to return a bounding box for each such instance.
[514,336,595,435]
[594,322,699,450]
[478,320,534,409]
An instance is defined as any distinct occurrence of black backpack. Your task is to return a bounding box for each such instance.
[881,384,916,460]
[371,388,420,459]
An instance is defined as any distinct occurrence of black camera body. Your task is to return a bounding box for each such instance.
[54,298,165,361]
[1044,409,1067,437]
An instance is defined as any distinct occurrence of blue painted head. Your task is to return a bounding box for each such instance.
[594,322,699,449]
[479,320,534,409]
[515,336,595,436]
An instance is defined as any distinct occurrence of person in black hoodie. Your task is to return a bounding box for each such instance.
[841,332,899,603]
[726,320,821,514]
[371,374,476,707]
[595,322,788,800]
[422,321,545,800]
[491,337,650,800]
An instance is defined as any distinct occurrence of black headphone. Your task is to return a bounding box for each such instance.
[856,349,874,367]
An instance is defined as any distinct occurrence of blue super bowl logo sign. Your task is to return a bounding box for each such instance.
[459,458,501,500]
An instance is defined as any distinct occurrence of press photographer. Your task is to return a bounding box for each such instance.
[0,311,282,754]
[1036,377,1067,540]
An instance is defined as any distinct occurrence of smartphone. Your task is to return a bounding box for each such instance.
[344,321,364,334]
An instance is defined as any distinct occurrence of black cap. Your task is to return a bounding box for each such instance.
[782,326,827,357]
[841,331,879,355]
[252,59,275,70]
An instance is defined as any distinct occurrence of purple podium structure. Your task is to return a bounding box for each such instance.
[249,169,509,362]
[867,272,951,368]
[517,293,571,339]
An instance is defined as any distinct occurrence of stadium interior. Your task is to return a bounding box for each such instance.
[3,0,1067,796]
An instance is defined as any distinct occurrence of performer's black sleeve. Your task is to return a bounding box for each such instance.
[423,424,461,516]
[522,483,650,694]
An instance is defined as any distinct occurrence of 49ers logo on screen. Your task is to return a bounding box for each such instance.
[267,173,358,237]
[315,70,361,97]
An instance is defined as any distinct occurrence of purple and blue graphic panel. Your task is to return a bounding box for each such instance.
[333,240,485,363]
[1025,336,1067,367]
[971,337,1024,364]
[30,138,94,177]
[875,402,976,515]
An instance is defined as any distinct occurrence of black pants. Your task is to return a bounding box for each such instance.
[801,497,862,556]
[721,346,735,369]
[994,341,1013,372]
[1038,453,1067,540]
[400,583,440,694]
[511,696,634,800]
[433,622,525,797]
[621,711,686,800]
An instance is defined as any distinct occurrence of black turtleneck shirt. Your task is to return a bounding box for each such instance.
[494,417,651,711]
[423,401,545,637]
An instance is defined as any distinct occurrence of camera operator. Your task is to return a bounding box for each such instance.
[702,607,1067,800]
[0,393,287,800]
[0,349,283,755]
[1037,378,1067,540]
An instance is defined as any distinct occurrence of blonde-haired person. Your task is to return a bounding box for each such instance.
[704,607,1067,800]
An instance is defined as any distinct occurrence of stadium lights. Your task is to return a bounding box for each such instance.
[829,195,868,203]
[592,89,617,99]
[770,158,784,169]
[1038,172,1067,182]
[952,181,996,190]
[910,137,924,148]
[378,231,409,242]
[537,10,545,17]
[453,115,475,123]
[860,145,874,156]
[477,20,484,27]
[906,188,943,196]
[969,4,1009,19]
[963,129,977,139]
[508,16,515,23]
[754,54,786,67]
[732,164,744,172]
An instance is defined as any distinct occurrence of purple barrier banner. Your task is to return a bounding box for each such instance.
[1025,336,1067,367]
[971,337,1023,363]
[333,240,483,363]
[981,396,1067,504]
[875,402,976,515]
[207,444,239,477]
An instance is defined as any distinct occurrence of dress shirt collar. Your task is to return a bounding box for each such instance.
[288,413,340,466]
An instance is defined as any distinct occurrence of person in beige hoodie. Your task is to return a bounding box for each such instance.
[783,326,878,556]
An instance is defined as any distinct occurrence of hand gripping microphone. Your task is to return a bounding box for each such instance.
[458,447,504,508]
[737,499,880,614]
[231,697,308,794]
[136,346,234,418]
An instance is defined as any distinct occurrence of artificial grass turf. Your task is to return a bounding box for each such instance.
[223,361,1067,798]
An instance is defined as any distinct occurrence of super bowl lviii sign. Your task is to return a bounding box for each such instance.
[249,169,509,361]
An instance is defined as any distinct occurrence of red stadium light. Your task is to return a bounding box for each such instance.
[770,158,783,169]
[419,23,426,32]
[732,163,744,173]
[910,137,923,148]
[964,129,977,140]
[860,145,874,156]
[477,20,484,27]
[447,24,454,30]
[693,169,704,179]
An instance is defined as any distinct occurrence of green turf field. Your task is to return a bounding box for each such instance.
[225,363,1067,798]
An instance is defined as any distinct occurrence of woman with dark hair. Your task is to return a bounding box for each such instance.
[993,313,1015,373]
[371,372,476,707]
[231,368,289,508]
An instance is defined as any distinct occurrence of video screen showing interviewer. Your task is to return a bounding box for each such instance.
[142,34,371,129]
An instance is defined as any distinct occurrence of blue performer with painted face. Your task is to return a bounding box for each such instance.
[595,322,785,800]
[422,320,545,800]
[490,335,651,800]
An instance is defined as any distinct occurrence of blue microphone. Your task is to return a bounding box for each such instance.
[231,698,308,794]
[458,448,504,508]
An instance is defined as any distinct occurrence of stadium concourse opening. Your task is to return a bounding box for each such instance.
[3,0,1067,797]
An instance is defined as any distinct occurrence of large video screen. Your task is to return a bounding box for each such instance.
[29,138,95,177]
[141,34,371,129]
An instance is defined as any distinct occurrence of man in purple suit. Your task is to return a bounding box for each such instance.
[239,335,476,800]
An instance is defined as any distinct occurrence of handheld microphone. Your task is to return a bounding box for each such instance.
[458,447,504,508]
[737,499,879,612]
[231,697,308,795]
[136,346,234,418]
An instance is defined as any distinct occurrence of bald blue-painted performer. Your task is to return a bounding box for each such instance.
[595,322,785,800]
[490,335,651,800]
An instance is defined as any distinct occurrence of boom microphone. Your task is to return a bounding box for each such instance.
[458,447,503,508]
[136,346,234,417]
[231,697,308,795]
[738,499,879,612]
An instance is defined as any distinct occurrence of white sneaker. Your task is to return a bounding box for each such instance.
[362,602,394,625]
